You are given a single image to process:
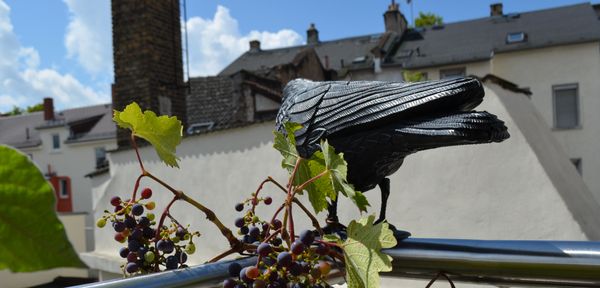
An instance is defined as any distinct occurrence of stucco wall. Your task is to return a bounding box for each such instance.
[20,131,118,253]
[492,42,600,203]
[84,83,593,287]
[0,213,88,288]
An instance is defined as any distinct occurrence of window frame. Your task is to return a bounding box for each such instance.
[439,67,466,80]
[58,178,70,199]
[52,133,61,150]
[552,83,580,129]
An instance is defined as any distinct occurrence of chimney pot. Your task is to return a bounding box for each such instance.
[307,23,319,45]
[249,40,261,52]
[383,2,407,34]
[43,97,54,121]
[490,3,503,16]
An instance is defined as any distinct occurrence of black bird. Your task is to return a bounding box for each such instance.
[275,77,509,234]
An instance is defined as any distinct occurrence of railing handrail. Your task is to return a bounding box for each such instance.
[73,238,600,288]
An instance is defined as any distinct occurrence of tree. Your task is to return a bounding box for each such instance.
[26,103,44,113]
[415,12,443,28]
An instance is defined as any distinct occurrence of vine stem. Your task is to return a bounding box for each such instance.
[285,158,302,243]
[294,170,328,194]
[130,174,145,203]
[144,170,240,249]
[251,178,271,214]
[270,175,324,236]
[131,133,145,172]
[154,196,179,241]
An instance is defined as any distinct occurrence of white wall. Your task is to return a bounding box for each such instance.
[84,84,595,287]
[20,129,118,253]
[492,42,600,203]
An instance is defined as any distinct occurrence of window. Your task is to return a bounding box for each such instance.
[440,67,466,79]
[506,32,527,44]
[58,178,69,199]
[553,84,580,129]
[95,147,107,169]
[571,158,582,175]
[52,133,60,150]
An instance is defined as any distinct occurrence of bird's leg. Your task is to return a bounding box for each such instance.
[375,177,411,240]
[323,194,346,237]
[375,178,391,224]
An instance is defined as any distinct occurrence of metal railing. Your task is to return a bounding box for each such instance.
[73,238,600,288]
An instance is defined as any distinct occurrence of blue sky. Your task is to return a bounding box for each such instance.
[1,0,596,112]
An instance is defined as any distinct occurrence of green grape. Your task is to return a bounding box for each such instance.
[144,251,155,262]
[147,213,155,221]
[96,218,107,228]
[185,242,196,254]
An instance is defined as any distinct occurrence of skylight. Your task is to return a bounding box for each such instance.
[506,32,527,44]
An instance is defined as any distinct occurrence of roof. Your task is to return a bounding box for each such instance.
[219,3,600,75]
[218,33,388,76]
[0,103,115,148]
[391,3,600,69]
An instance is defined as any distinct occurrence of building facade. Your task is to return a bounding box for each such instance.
[221,2,600,203]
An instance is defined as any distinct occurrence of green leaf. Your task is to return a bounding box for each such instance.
[273,122,302,171]
[113,102,183,168]
[0,145,86,272]
[342,215,397,288]
[321,140,369,212]
[273,123,369,213]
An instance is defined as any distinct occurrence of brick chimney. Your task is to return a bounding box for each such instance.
[307,23,319,45]
[43,97,54,121]
[383,1,407,35]
[111,0,187,147]
[490,3,503,16]
[249,40,261,53]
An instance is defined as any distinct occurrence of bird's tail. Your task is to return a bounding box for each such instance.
[394,111,509,151]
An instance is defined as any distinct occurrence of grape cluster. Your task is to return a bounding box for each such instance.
[234,196,283,247]
[96,188,199,275]
[223,229,334,288]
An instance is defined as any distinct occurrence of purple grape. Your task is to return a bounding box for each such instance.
[130,228,143,240]
[165,255,178,270]
[157,239,168,251]
[235,218,245,228]
[124,216,136,229]
[110,196,121,206]
[143,227,155,239]
[240,226,249,235]
[228,262,242,277]
[271,238,282,246]
[288,262,302,276]
[175,251,188,263]
[271,219,282,230]
[126,262,139,273]
[257,243,272,256]
[235,203,244,212]
[128,239,141,252]
[127,252,138,263]
[138,216,150,227]
[223,278,236,288]
[132,204,144,216]
[249,227,260,238]
[253,279,266,288]
[277,252,292,267]
[299,230,314,246]
[239,267,251,282]
[176,227,187,239]
[263,256,276,266]
[119,247,130,258]
[291,241,305,255]
[113,221,126,232]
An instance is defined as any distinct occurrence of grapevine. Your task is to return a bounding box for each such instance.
[97,103,398,288]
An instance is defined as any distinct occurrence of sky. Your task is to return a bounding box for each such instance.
[0,0,596,112]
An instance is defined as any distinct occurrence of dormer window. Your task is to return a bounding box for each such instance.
[507,32,527,44]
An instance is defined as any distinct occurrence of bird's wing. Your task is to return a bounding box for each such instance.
[276,78,484,157]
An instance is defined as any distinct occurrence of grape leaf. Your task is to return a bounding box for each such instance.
[113,102,183,168]
[342,215,397,288]
[273,123,369,213]
[321,140,369,212]
[0,145,86,272]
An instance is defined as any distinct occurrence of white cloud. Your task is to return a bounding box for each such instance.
[0,0,107,112]
[186,6,303,76]
[64,0,112,76]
